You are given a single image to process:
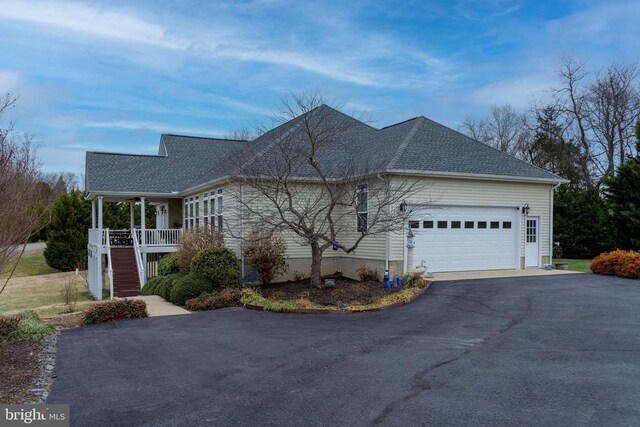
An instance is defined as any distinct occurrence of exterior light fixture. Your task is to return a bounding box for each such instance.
[522,204,530,216]
[400,201,407,212]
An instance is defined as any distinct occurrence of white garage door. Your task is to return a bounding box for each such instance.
[409,206,518,272]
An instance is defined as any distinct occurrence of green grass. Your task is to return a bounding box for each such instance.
[0,272,96,318]
[555,258,592,273]
[0,250,57,279]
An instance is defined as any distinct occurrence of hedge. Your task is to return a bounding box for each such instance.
[591,250,640,279]
[158,253,180,276]
[191,247,241,290]
[169,274,216,306]
[83,299,148,325]
[185,287,241,311]
[1,311,55,341]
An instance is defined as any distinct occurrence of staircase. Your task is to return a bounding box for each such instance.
[110,248,141,297]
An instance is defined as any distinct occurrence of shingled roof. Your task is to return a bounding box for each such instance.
[85,106,564,196]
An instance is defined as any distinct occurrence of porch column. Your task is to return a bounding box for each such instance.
[140,197,147,284]
[97,196,103,241]
[140,197,146,246]
[130,201,135,229]
[91,199,96,229]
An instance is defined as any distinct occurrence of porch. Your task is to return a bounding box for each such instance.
[87,195,183,300]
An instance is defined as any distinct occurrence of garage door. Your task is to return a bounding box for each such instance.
[409,206,518,272]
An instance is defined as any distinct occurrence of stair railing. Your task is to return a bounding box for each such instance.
[105,229,114,300]
[131,228,145,289]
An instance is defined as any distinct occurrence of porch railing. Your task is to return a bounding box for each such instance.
[131,228,145,288]
[135,229,183,246]
[105,229,114,300]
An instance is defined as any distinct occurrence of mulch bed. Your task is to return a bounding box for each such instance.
[44,312,84,328]
[0,339,44,403]
[260,276,412,309]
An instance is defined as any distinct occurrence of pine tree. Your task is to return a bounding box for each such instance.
[44,190,91,271]
[604,122,640,249]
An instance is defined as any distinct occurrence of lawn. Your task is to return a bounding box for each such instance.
[0,250,58,279]
[0,272,96,318]
[555,258,592,273]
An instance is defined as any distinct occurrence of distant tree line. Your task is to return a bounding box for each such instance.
[461,57,640,258]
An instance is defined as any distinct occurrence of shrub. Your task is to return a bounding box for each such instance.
[614,251,640,279]
[191,247,241,289]
[60,279,79,312]
[356,265,381,282]
[185,287,241,311]
[155,273,183,300]
[2,311,55,341]
[158,252,180,276]
[591,250,628,275]
[142,275,166,296]
[242,233,288,286]
[169,274,215,306]
[83,299,148,325]
[177,227,224,273]
[0,314,21,338]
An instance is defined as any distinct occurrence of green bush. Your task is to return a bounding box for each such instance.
[158,253,180,276]
[185,287,241,311]
[155,273,183,300]
[191,247,241,290]
[0,314,22,338]
[1,311,55,341]
[141,275,165,296]
[169,274,215,306]
[83,299,148,325]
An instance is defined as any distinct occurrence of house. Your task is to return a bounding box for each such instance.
[84,105,566,299]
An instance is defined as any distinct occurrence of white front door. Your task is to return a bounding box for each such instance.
[524,217,540,268]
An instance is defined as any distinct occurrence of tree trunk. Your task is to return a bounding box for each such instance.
[310,241,323,289]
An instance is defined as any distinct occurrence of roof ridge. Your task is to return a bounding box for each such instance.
[379,116,421,131]
[162,133,247,142]
[418,116,565,181]
[87,151,165,158]
[386,117,424,170]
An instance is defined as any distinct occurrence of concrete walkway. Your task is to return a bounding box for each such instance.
[433,268,581,281]
[125,295,190,317]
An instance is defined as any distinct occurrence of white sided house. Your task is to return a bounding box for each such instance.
[84,105,566,299]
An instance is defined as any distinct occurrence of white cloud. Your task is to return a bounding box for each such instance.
[0,0,452,88]
[0,0,186,50]
[84,120,227,137]
[546,1,640,41]
[0,70,22,92]
[467,75,553,109]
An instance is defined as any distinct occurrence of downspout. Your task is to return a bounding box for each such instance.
[377,174,390,281]
[550,182,561,265]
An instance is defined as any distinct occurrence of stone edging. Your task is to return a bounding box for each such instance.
[243,281,431,314]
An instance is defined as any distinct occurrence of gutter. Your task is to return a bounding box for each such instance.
[385,169,569,185]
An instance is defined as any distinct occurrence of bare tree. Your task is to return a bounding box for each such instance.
[0,94,49,296]
[461,105,531,158]
[230,93,419,288]
[551,56,640,184]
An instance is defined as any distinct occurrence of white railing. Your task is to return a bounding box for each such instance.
[131,228,146,288]
[88,229,107,246]
[105,229,114,300]
[145,229,182,246]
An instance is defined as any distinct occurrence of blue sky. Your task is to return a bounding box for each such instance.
[0,0,638,175]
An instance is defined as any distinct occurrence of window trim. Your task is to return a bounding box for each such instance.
[356,184,368,233]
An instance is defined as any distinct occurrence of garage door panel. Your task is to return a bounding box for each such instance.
[410,206,517,272]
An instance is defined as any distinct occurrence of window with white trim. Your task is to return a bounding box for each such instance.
[356,184,368,232]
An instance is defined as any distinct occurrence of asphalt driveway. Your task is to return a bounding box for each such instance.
[48,274,640,426]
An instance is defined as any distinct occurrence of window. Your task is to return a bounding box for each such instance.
[409,220,419,229]
[503,221,512,229]
[465,221,474,229]
[478,221,487,229]
[451,221,461,229]
[423,220,433,229]
[217,189,224,231]
[437,221,448,229]
[490,221,500,229]
[526,219,537,243]
[356,184,368,232]
[184,201,189,230]
[204,199,209,217]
